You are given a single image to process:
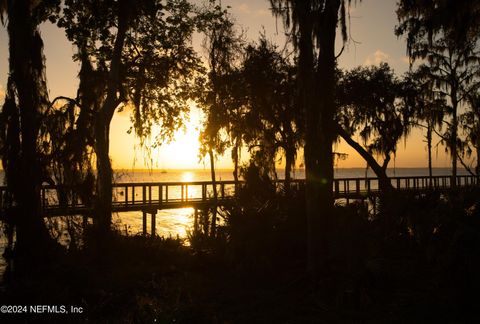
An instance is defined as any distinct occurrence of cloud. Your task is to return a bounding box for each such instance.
[254,8,270,17]
[237,3,250,14]
[363,50,390,66]
[234,2,270,17]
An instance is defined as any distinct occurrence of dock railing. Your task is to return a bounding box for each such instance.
[0,175,478,216]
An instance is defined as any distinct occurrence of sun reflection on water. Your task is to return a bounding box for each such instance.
[113,171,203,240]
[159,207,194,238]
[181,171,194,182]
[114,207,194,240]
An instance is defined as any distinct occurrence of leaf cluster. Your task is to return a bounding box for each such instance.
[396,0,480,169]
[239,38,301,172]
[337,63,412,161]
[269,0,359,51]
[38,98,94,192]
[0,0,60,26]
[58,0,203,147]
[196,3,244,158]
[396,0,480,58]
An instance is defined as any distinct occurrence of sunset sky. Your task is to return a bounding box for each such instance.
[0,0,456,170]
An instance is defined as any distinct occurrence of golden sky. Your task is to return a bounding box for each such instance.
[0,0,455,170]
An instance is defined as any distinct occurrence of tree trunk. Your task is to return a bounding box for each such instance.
[232,138,241,198]
[296,1,318,275]
[301,0,340,275]
[337,124,398,232]
[476,138,480,176]
[208,149,218,237]
[284,144,294,195]
[90,3,128,237]
[451,90,458,185]
[2,0,52,255]
[427,124,433,185]
[232,137,240,184]
[337,125,394,192]
[93,115,113,235]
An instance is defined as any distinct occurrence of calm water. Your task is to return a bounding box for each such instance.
[112,167,468,238]
[0,167,469,239]
[0,167,469,277]
[0,167,469,238]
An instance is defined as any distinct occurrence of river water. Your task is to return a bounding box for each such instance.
[0,167,468,276]
[110,167,466,237]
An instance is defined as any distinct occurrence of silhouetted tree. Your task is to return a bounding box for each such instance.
[0,0,60,256]
[403,68,446,180]
[270,0,359,274]
[240,38,301,191]
[336,63,413,191]
[459,91,480,175]
[38,97,95,207]
[59,0,201,236]
[396,0,480,181]
[396,0,480,51]
[197,2,243,236]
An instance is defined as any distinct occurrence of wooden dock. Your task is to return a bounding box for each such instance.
[0,175,478,235]
[0,175,478,216]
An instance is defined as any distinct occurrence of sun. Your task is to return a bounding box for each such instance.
[161,128,200,166]
[158,109,202,169]
[111,105,232,170]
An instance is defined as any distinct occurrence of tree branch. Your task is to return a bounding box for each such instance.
[50,96,79,109]
[457,151,477,176]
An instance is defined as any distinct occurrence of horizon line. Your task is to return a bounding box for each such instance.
[112,166,462,171]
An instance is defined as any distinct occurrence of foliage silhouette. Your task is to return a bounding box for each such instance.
[336,63,414,191]
[0,0,61,257]
[58,0,202,237]
[459,91,480,175]
[402,68,446,179]
[239,37,301,190]
[197,2,243,237]
[396,0,480,181]
[270,0,360,275]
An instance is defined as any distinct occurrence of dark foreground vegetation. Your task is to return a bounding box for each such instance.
[1,0,480,322]
[2,184,480,323]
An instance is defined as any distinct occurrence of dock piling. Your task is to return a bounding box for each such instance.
[151,211,156,237]
[142,211,147,236]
